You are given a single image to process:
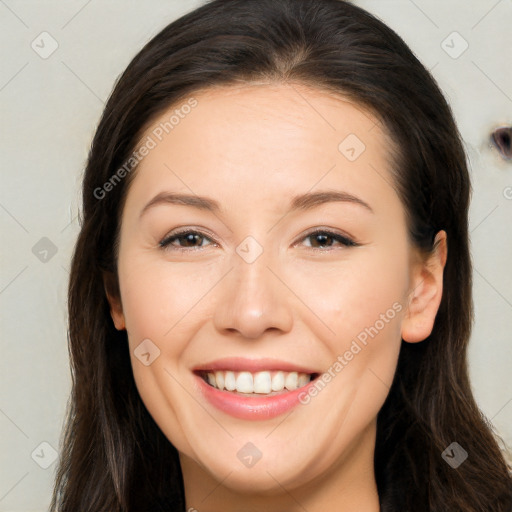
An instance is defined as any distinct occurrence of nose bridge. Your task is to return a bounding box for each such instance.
[233,238,274,299]
[212,235,293,339]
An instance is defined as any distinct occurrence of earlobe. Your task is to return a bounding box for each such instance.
[102,271,126,331]
[401,230,447,343]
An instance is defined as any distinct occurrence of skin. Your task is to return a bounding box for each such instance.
[106,82,447,511]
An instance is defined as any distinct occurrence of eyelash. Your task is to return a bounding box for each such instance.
[158,228,359,252]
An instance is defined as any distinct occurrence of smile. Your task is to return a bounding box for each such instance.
[200,370,314,395]
[193,358,320,420]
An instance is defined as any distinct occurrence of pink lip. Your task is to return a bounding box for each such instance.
[192,358,319,421]
[195,375,316,420]
[193,357,317,374]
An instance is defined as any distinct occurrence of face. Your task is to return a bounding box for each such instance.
[108,83,445,499]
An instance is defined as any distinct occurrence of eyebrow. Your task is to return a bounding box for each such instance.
[139,189,373,218]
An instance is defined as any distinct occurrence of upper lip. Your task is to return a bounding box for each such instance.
[193,357,318,374]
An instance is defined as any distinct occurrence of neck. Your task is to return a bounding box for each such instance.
[180,420,381,511]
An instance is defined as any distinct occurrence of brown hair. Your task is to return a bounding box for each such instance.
[50,0,512,510]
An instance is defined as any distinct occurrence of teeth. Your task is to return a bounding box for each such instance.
[298,373,310,388]
[236,372,253,393]
[225,371,236,391]
[215,371,225,390]
[285,372,298,390]
[204,370,312,394]
[253,371,272,394]
[271,371,285,391]
[207,373,216,386]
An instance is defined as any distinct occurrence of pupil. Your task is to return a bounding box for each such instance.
[184,234,200,246]
[314,234,331,247]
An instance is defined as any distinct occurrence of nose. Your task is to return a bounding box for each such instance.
[212,249,294,340]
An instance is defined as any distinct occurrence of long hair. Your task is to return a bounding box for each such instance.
[50,0,512,510]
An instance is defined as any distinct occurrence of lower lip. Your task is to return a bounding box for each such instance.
[195,374,315,420]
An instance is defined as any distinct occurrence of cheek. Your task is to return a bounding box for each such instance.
[117,254,221,456]
[118,254,222,350]
[284,247,408,344]
[282,246,408,414]
[128,355,196,454]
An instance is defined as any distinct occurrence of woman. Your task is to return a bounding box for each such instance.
[50,0,512,510]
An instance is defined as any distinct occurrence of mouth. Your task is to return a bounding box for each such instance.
[192,358,320,420]
[196,369,319,396]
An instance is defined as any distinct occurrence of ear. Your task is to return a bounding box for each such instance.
[401,230,447,343]
[103,271,126,331]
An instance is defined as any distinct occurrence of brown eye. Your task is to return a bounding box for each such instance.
[301,230,357,250]
[160,230,213,250]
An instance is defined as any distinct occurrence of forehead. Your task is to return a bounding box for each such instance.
[128,82,400,217]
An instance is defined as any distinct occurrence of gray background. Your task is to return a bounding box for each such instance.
[1,0,510,510]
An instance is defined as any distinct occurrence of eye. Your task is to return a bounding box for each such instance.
[159,228,358,252]
[159,229,215,250]
[298,229,358,250]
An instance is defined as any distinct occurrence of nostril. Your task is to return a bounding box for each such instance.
[491,126,512,160]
